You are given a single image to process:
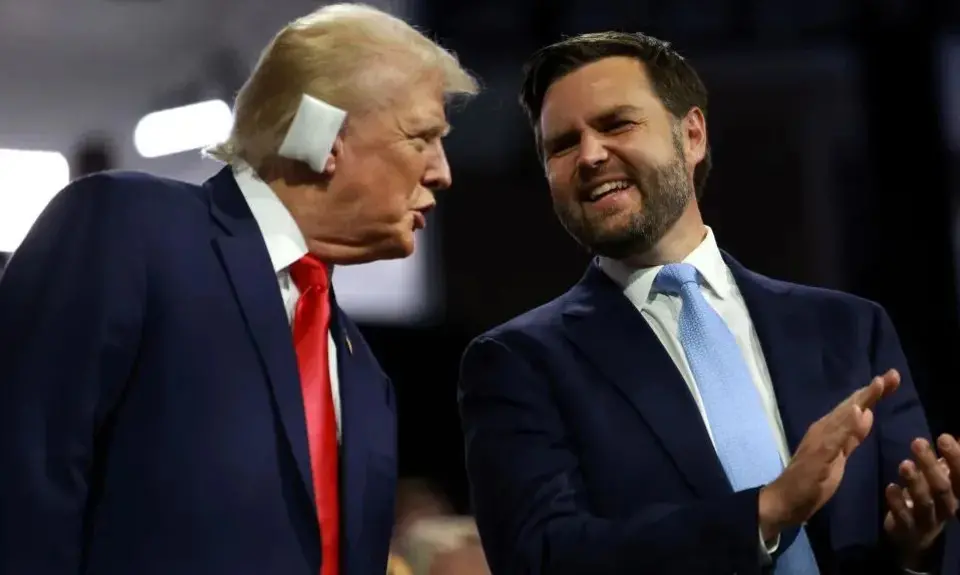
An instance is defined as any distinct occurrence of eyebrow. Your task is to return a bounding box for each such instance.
[415,121,451,139]
[542,104,644,151]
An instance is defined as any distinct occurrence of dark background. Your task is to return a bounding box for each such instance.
[2,0,960,515]
[382,0,960,512]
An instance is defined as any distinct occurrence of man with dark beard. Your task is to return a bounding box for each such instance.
[458,32,960,575]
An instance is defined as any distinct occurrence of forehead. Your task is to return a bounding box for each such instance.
[350,72,448,141]
[539,56,662,134]
[393,73,448,127]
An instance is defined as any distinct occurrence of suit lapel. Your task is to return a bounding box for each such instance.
[724,255,850,551]
[328,292,373,561]
[207,167,316,506]
[561,263,731,498]
[723,254,837,455]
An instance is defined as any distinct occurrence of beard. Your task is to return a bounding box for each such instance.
[553,131,693,260]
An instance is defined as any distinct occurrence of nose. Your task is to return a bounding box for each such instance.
[423,142,453,191]
[576,132,608,170]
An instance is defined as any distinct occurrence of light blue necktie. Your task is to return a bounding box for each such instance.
[654,263,819,574]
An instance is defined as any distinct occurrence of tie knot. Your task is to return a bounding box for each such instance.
[290,254,330,293]
[654,262,700,295]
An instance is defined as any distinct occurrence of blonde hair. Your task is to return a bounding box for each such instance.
[205,3,479,171]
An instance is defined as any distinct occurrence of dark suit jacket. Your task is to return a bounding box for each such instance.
[459,258,959,574]
[0,168,398,575]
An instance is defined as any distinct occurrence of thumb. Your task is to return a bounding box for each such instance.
[841,406,874,456]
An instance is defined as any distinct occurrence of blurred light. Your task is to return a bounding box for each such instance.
[332,243,436,324]
[0,149,70,252]
[942,36,960,153]
[134,99,232,158]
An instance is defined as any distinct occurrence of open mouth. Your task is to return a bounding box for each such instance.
[585,180,634,203]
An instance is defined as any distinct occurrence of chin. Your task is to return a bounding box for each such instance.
[398,233,416,257]
[375,233,416,261]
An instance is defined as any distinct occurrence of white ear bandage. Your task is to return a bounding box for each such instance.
[277,94,347,174]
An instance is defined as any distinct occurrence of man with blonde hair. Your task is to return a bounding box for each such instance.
[0,4,477,575]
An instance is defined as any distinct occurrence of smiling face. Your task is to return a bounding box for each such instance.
[539,56,705,259]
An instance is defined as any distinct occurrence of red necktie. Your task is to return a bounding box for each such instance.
[290,255,340,575]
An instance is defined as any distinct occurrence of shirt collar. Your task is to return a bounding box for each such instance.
[597,226,733,309]
[232,165,309,273]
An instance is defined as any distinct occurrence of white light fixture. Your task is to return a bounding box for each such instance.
[133,99,233,158]
[0,148,70,252]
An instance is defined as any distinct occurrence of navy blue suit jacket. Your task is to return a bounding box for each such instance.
[0,168,397,575]
[459,258,958,574]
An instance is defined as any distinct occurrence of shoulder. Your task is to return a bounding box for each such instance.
[60,170,207,209]
[462,289,583,371]
[743,266,886,322]
[733,264,894,359]
[32,171,214,245]
[475,293,572,347]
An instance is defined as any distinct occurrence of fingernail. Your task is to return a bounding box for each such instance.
[940,435,954,451]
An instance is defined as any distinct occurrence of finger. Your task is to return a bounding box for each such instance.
[816,378,889,457]
[912,438,958,520]
[820,381,875,435]
[886,482,915,532]
[878,368,901,397]
[852,370,900,410]
[818,402,863,456]
[901,459,938,530]
[823,373,895,453]
[840,408,874,456]
[848,377,885,412]
[937,434,960,496]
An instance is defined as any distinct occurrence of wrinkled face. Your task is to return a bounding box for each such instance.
[539,56,704,259]
[328,71,453,260]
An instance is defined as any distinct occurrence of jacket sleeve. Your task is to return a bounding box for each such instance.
[0,175,146,574]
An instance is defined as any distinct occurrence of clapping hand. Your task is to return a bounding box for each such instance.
[884,438,957,567]
[759,370,899,538]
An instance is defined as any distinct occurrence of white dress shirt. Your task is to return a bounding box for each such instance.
[597,228,791,461]
[233,167,342,440]
[598,227,788,559]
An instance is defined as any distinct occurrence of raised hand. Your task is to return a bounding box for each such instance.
[934,434,960,513]
[884,438,958,570]
[759,370,900,538]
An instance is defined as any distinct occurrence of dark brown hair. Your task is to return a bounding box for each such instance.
[519,31,712,198]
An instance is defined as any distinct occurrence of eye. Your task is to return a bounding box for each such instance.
[545,136,578,158]
[603,120,635,133]
[410,136,428,151]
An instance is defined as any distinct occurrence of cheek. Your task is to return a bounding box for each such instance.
[546,161,577,204]
[385,151,425,195]
[616,138,676,173]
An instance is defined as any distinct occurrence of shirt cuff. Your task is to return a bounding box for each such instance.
[758,527,780,565]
